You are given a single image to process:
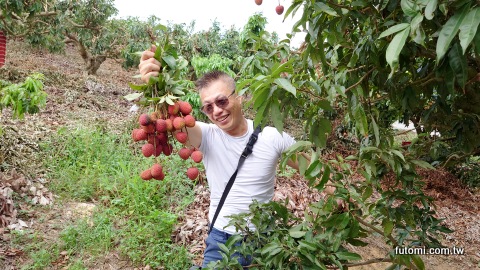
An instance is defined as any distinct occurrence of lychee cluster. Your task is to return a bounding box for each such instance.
[131,100,203,181]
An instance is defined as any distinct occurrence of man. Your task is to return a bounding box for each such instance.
[139,46,300,268]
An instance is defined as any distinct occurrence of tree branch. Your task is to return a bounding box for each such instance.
[345,68,375,93]
[326,257,393,269]
[352,214,398,246]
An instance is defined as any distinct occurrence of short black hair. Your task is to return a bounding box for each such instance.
[195,70,235,93]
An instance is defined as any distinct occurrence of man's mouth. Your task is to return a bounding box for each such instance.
[216,114,229,123]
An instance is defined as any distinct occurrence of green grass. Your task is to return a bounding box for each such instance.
[14,123,198,269]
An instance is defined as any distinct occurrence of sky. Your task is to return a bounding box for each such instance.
[113,0,305,47]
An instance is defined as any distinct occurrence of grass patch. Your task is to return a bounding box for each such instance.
[12,124,198,269]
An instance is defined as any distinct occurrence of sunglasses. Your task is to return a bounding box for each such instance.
[200,90,235,114]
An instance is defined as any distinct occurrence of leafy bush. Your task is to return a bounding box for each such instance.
[453,158,480,188]
[0,73,47,119]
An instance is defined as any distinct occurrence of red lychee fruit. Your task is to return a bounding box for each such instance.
[178,148,192,160]
[147,134,159,145]
[140,169,152,180]
[151,164,163,180]
[184,115,196,128]
[163,143,173,156]
[142,123,155,134]
[168,103,180,116]
[165,119,173,132]
[178,101,193,115]
[191,150,203,163]
[175,132,188,144]
[187,167,199,180]
[134,129,148,141]
[156,132,168,144]
[142,143,155,157]
[173,117,186,130]
[276,5,284,15]
[255,0,262,5]
[154,144,163,157]
[155,119,167,133]
[132,129,140,141]
[154,171,165,181]
[139,113,151,126]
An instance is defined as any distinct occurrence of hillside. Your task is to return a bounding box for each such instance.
[1,40,479,269]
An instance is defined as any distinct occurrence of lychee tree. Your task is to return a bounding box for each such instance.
[205,0,479,269]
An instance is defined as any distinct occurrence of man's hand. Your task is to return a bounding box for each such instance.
[138,45,161,83]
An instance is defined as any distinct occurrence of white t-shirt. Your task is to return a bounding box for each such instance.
[198,119,296,234]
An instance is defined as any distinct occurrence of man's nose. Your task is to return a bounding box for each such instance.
[212,103,223,115]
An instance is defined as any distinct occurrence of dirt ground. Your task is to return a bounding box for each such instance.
[1,40,479,269]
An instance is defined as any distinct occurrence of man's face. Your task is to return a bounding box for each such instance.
[199,80,243,135]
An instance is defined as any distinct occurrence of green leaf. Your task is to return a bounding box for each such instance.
[354,105,369,137]
[217,243,230,254]
[171,88,185,96]
[386,27,410,77]
[317,100,333,111]
[123,92,143,101]
[335,213,350,230]
[347,239,368,247]
[284,141,313,155]
[315,165,330,191]
[165,96,174,105]
[298,240,317,251]
[128,83,148,91]
[448,42,468,88]
[411,254,425,270]
[305,160,322,178]
[425,0,437,20]
[410,13,424,34]
[274,78,296,96]
[391,149,406,162]
[162,55,176,69]
[289,230,307,239]
[382,219,394,236]
[261,242,282,256]
[314,2,338,16]
[401,0,419,17]
[307,81,322,95]
[459,7,480,54]
[225,234,244,248]
[335,251,362,261]
[154,23,167,32]
[310,118,331,148]
[411,159,434,169]
[436,5,470,62]
[371,115,380,147]
[378,23,410,39]
[298,154,309,176]
[271,99,284,134]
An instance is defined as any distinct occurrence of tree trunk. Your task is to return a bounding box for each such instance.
[86,55,106,75]
[65,33,106,75]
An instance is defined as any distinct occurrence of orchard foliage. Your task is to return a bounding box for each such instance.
[207,0,479,269]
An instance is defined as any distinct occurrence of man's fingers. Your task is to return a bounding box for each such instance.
[150,45,157,53]
[142,71,159,83]
[140,50,155,61]
[139,59,161,74]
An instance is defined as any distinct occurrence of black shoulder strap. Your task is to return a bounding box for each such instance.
[208,124,262,234]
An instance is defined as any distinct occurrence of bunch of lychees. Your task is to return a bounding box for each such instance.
[131,100,203,181]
